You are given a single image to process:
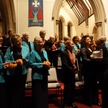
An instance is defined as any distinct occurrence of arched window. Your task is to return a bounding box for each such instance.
[67,22,72,38]
[58,19,63,40]
[67,23,71,37]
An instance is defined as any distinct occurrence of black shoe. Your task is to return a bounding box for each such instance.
[71,103,78,108]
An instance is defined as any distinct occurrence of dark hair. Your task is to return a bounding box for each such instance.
[80,35,90,48]
[8,29,14,35]
[96,38,105,50]
[72,36,79,43]
[39,30,46,36]
[11,35,21,44]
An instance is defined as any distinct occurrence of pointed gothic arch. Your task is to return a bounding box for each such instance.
[58,16,65,40]
[52,0,106,38]
[88,0,106,37]
[67,21,73,38]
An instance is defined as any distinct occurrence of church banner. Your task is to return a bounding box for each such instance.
[28,0,43,26]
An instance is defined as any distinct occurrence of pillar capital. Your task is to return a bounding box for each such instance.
[95,22,102,27]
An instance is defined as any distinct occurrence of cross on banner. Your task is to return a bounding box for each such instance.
[29,0,43,26]
[32,0,40,7]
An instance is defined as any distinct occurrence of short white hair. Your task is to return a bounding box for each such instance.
[34,36,42,44]
[22,32,29,36]
[50,35,55,38]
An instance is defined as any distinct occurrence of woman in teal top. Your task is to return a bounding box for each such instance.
[0,32,8,108]
[4,35,29,108]
[22,32,34,52]
[29,36,50,108]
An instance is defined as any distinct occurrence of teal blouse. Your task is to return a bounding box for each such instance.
[4,46,29,75]
[28,50,49,80]
[0,52,5,83]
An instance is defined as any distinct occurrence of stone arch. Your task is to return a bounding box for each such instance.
[52,0,63,35]
[88,0,106,37]
[67,21,73,26]
[59,16,65,24]
[52,0,106,38]
[0,0,16,35]
[58,16,66,40]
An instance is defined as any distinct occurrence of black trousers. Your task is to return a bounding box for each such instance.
[83,71,99,105]
[0,83,7,108]
[32,75,48,108]
[63,73,75,106]
[102,68,108,108]
[5,74,27,108]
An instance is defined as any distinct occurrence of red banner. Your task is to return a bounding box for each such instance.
[28,0,43,26]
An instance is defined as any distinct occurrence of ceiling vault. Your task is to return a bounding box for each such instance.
[66,0,93,25]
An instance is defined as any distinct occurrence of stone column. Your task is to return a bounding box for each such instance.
[95,22,102,38]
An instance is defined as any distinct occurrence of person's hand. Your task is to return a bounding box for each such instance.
[3,62,10,69]
[46,61,51,66]
[15,59,23,65]
[8,62,17,69]
[43,61,51,70]
[43,61,51,67]
[90,54,94,58]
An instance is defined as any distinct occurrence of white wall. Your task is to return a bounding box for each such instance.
[14,0,55,41]
[58,1,96,39]
[59,7,76,37]
[76,15,95,38]
[13,0,108,41]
